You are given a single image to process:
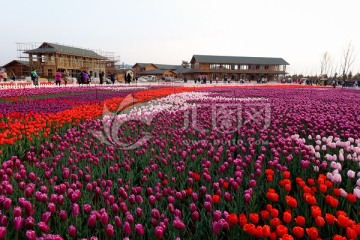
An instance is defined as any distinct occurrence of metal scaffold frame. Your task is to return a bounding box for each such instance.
[15,42,120,79]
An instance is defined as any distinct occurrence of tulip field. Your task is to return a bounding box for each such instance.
[0,85,359,240]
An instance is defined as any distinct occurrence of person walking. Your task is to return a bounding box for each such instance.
[77,71,83,85]
[2,71,7,82]
[126,73,131,84]
[63,70,69,86]
[55,71,62,86]
[99,71,104,84]
[31,69,38,86]
[83,71,89,84]
[110,73,115,84]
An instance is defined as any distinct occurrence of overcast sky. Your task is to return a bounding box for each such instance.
[1,0,360,75]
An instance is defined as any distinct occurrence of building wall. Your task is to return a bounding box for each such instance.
[4,62,30,79]
[28,53,105,78]
[145,65,157,72]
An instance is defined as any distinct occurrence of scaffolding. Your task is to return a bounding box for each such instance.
[16,42,120,79]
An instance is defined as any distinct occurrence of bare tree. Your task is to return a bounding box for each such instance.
[320,52,332,77]
[340,42,357,79]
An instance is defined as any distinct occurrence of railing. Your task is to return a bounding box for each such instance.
[191,69,286,74]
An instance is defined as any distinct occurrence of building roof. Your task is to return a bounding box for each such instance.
[24,42,105,59]
[142,69,175,75]
[152,64,181,70]
[2,60,30,68]
[174,68,192,74]
[191,55,289,65]
[133,63,151,68]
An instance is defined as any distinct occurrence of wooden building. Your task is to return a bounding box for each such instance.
[1,60,31,79]
[132,63,181,78]
[24,42,108,79]
[186,55,289,81]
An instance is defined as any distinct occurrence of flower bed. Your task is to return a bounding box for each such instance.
[0,87,359,239]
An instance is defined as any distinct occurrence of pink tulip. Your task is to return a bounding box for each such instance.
[59,210,67,221]
[84,204,92,214]
[25,230,36,240]
[0,227,5,240]
[123,222,132,236]
[136,207,143,218]
[191,211,200,222]
[14,206,22,217]
[212,221,221,235]
[154,226,164,239]
[38,222,49,233]
[114,216,122,227]
[152,209,160,219]
[25,216,35,229]
[105,224,114,238]
[14,216,24,231]
[135,224,145,236]
[68,225,77,238]
[88,215,97,228]
[347,170,356,179]
[100,212,109,225]
[173,218,185,230]
[2,198,11,210]
[72,203,80,217]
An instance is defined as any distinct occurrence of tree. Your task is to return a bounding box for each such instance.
[320,52,332,77]
[340,42,357,79]
[181,60,190,68]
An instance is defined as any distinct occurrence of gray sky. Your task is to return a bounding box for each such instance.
[1,0,360,75]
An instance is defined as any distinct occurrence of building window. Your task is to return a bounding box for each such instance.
[240,65,248,70]
[48,69,53,77]
[210,64,220,70]
[222,64,230,70]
